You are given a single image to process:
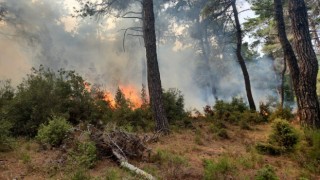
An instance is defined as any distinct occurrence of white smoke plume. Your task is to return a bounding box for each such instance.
[0,0,279,110]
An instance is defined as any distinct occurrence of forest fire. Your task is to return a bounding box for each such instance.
[102,85,142,109]
[84,82,142,109]
[117,85,143,108]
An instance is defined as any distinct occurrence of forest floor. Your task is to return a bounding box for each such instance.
[0,120,319,180]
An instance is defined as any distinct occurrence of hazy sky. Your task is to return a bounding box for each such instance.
[0,0,276,111]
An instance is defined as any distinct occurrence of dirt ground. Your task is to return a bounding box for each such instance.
[0,121,319,180]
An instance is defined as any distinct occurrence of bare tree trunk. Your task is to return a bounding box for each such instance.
[231,0,256,111]
[274,0,301,107]
[289,0,320,128]
[142,0,169,132]
[280,58,287,108]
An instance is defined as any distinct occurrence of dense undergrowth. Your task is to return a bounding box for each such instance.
[1,66,320,179]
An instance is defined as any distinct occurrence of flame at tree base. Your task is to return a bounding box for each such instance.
[84,82,145,109]
[104,85,144,109]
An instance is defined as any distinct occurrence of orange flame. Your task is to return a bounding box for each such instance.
[102,85,142,109]
[84,82,91,92]
[103,91,116,108]
[119,85,142,109]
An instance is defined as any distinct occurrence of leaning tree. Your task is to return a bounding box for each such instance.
[203,0,256,110]
[274,0,320,128]
[75,0,169,132]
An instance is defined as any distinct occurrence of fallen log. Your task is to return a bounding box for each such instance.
[112,149,155,180]
[88,126,155,180]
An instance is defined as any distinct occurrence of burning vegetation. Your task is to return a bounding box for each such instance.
[1,0,320,179]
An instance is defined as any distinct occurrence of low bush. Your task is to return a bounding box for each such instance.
[162,88,188,124]
[295,129,320,174]
[69,141,97,169]
[269,106,293,121]
[203,156,235,180]
[209,123,229,139]
[269,119,299,151]
[70,169,91,180]
[152,149,188,166]
[255,143,283,155]
[0,120,14,151]
[36,116,72,147]
[105,167,122,180]
[241,111,265,124]
[305,130,320,160]
[205,97,265,127]
[255,164,279,180]
[256,119,299,155]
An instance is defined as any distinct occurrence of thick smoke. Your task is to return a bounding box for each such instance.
[0,0,279,110]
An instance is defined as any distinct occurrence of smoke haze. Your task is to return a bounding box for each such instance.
[0,0,279,110]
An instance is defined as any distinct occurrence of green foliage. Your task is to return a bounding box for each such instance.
[111,87,188,131]
[70,141,97,169]
[71,169,91,180]
[152,149,188,167]
[21,152,31,164]
[255,143,283,156]
[269,119,299,151]
[203,156,235,180]
[36,116,72,146]
[0,80,15,151]
[105,168,122,180]
[269,106,293,121]
[241,110,265,124]
[255,165,279,180]
[305,130,320,160]
[0,119,14,152]
[210,124,229,139]
[205,97,264,125]
[256,119,299,155]
[6,66,112,136]
[111,88,153,132]
[114,87,130,109]
[297,130,320,174]
[162,88,187,123]
[214,97,248,117]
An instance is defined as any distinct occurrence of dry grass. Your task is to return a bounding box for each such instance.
[0,121,319,179]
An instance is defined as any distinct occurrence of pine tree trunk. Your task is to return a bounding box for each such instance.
[280,58,287,108]
[142,0,169,132]
[231,0,256,111]
[289,0,320,128]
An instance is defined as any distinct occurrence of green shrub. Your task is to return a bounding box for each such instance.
[36,116,72,146]
[71,169,91,180]
[269,119,299,151]
[239,119,252,130]
[214,97,248,116]
[0,120,14,151]
[305,130,320,160]
[162,88,187,123]
[255,143,283,155]
[255,165,279,180]
[298,129,320,173]
[105,168,121,180]
[256,119,299,155]
[208,97,265,126]
[70,141,97,169]
[209,123,229,139]
[21,152,31,164]
[152,149,188,166]
[269,106,293,121]
[203,156,235,180]
[7,66,110,137]
[241,111,265,124]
